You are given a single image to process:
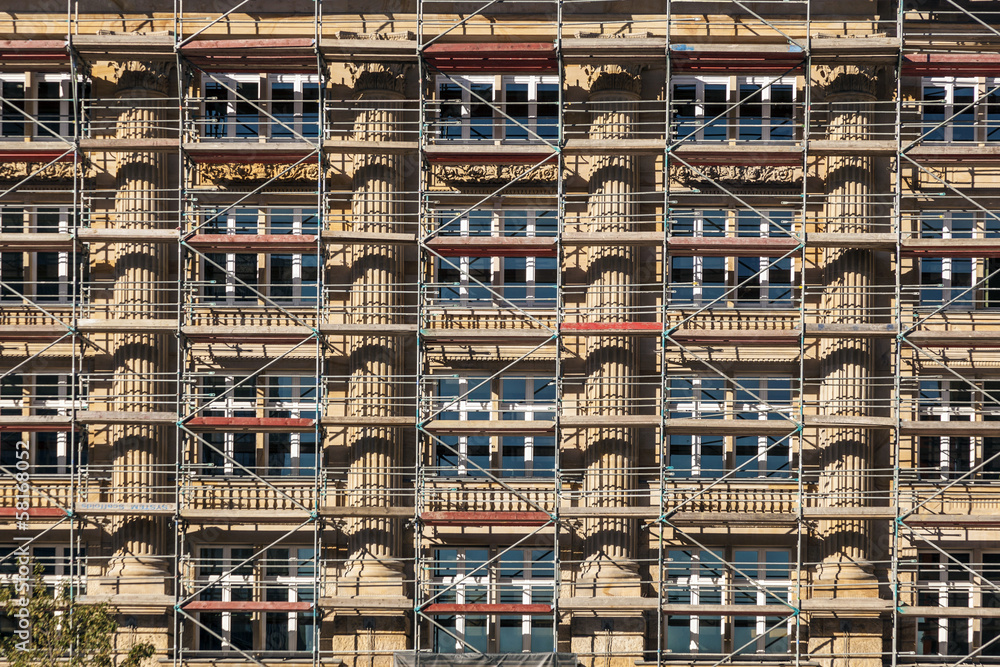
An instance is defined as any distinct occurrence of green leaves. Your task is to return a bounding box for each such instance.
[0,562,154,667]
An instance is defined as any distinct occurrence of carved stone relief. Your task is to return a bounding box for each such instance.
[669,164,803,187]
[430,162,559,188]
[199,161,321,185]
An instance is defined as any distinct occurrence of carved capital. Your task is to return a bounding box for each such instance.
[584,64,642,99]
[347,63,408,97]
[814,65,882,101]
[114,61,171,97]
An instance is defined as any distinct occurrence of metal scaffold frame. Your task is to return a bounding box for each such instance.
[3,0,1000,665]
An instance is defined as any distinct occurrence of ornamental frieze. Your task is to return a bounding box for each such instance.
[431,162,559,188]
[0,161,89,182]
[668,164,803,188]
[199,161,322,185]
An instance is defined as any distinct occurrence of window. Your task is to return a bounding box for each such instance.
[667,376,795,479]
[262,548,314,652]
[199,375,257,476]
[200,208,319,306]
[197,547,255,652]
[733,376,793,478]
[0,207,72,304]
[916,552,974,657]
[435,254,557,309]
[668,210,796,308]
[665,548,793,655]
[197,374,317,477]
[431,374,556,478]
[917,211,1000,310]
[732,550,792,654]
[265,376,317,477]
[201,73,320,140]
[435,75,558,142]
[916,379,1000,481]
[0,545,85,595]
[0,374,86,475]
[431,547,554,653]
[921,77,1000,143]
[0,74,84,139]
[432,207,558,309]
[667,377,725,478]
[672,76,796,143]
[923,78,978,143]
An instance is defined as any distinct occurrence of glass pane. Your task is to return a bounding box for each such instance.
[271,81,295,138]
[923,85,946,142]
[505,83,529,140]
[738,84,763,141]
[235,81,259,138]
[704,84,728,141]
[1,81,25,137]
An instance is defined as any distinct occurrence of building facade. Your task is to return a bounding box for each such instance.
[1,1,999,665]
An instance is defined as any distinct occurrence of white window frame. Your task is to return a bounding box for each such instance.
[195,546,256,652]
[733,376,794,477]
[434,74,558,143]
[917,211,993,310]
[732,549,793,654]
[262,547,314,652]
[671,76,796,143]
[672,75,731,143]
[0,73,76,140]
[664,549,725,653]
[497,375,556,478]
[198,207,318,307]
[266,74,321,141]
[201,73,319,141]
[917,379,975,481]
[431,547,554,654]
[915,551,975,657]
[0,545,85,596]
[667,377,726,478]
[735,76,796,142]
[264,375,318,476]
[199,375,258,476]
[432,375,492,476]
[922,77,981,143]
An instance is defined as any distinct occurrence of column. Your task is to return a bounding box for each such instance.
[107,60,172,593]
[810,64,886,667]
[335,62,409,665]
[573,64,644,667]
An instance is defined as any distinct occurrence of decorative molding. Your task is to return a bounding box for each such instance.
[334,30,414,41]
[199,162,321,185]
[347,63,408,96]
[813,65,882,101]
[113,61,171,96]
[0,161,89,182]
[669,164,802,187]
[431,162,559,187]
[584,64,642,98]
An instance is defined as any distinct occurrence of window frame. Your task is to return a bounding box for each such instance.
[200,73,320,141]
[671,75,797,144]
[198,207,319,307]
[430,546,555,654]
[433,74,559,144]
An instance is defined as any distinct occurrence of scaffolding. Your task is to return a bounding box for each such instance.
[2,1,1000,665]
